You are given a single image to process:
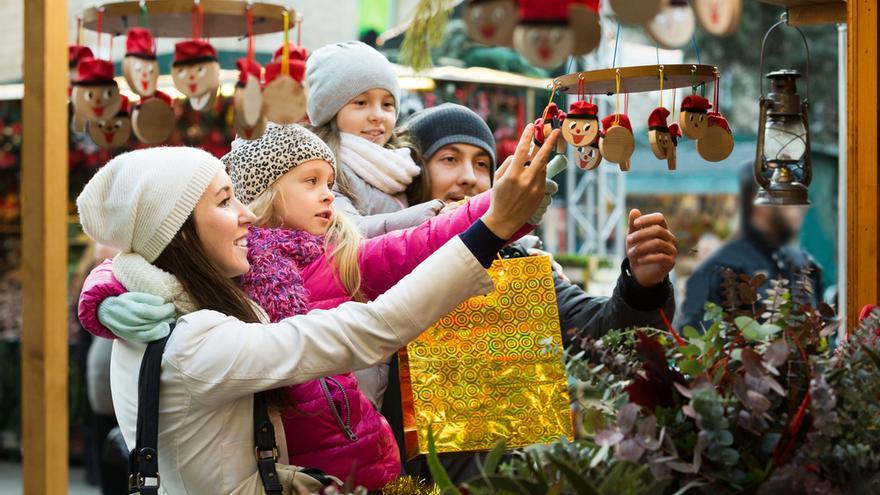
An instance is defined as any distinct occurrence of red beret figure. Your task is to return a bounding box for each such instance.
[464,0,518,47]
[513,0,574,69]
[262,44,308,124]
[123,28,159,97]
[87,95,131,150]
[131,90,176,144]
[233,58,266,140]
[599,113,634,171]
[647,106,679,169]
[71,58,123,126]
[68,45,94,86]
[696,111,734,162]
[172,40,220,111]
[679,94,712,139]
[562,100,600,147]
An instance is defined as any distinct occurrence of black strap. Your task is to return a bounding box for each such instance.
[128,331,171,494]
[253,392,284,494]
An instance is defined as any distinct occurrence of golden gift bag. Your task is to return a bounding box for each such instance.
[398,255,574,459]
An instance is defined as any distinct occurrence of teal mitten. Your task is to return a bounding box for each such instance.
[528,179,559,225]
[97,292,176,343]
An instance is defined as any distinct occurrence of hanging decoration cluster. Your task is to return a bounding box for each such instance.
[69,4,307,150]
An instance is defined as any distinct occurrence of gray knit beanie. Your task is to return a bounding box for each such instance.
[222,122,336,205]
[405,103,497,171]
[305,41,401,127]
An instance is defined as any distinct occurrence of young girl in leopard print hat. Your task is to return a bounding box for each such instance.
[76,122,539,490]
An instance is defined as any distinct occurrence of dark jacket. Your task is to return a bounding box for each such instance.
[678,225,824,331]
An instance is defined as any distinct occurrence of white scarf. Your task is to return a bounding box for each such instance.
[338,133,421,195]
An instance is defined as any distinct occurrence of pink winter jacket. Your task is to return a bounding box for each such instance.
[76,191,533,489]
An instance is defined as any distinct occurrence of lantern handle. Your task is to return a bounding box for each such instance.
[759,14,811,103]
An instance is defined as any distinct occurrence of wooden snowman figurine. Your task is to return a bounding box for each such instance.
[513,0,575,69]
[647,107,679,169]
[172,40,220,111]
[71,58,123,126]
[131,90,176,144]
[679,94,712,139]
[464,0,518,46]
[697,112,734,162]
[233,58,266,140]
[562,100,600,147]
[262,43,308,125]
[599,114,635,171]
[122,28,159,98]
[87,95,131,150]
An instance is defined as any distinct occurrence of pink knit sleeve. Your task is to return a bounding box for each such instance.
[357,191,534,299]
[77,259,127,339]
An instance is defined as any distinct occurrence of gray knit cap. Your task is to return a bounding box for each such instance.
[305,41,401,127]
[222,123,336,205]
[405,103,497,170]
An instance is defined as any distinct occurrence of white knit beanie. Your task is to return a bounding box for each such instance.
[305,41,401,127]
[77,147,223,262]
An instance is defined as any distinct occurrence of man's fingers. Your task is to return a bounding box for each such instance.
[627,224,677,245]
[627,238,678,259]
[511,124,536,175]
[633,212,669,230]
[628,209,641,232]
[495,156,513,180]
[631,253,676,269]
[522,129,559,181]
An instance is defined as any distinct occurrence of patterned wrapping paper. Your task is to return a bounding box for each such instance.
[398,256,574,458]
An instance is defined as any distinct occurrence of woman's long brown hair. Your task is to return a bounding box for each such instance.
[154,216,290,409]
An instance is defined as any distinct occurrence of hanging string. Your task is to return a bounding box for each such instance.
[192,1,203,40]
[611,23,621,68]
[713,69,720,113]
[655,43,661,66]
[96,8,103,59]
[76,16,83,45]
[577,75,585,102]
[246,3,255,62]
[690,65,698,95]
[545,86,557,112]
[624,92,629,115]
[690,34,701,65]
[109,33,114,60]
[659,65,665,109]
[281,10,290,76]
[672,86,677,114]
[614,69,621,125]
[139,1,148,27]
[296,13,303,47]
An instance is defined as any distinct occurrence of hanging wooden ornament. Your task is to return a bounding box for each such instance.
[574,138,602,170]
[609,0,664,25]
[172,40,220,111]
[513,0,575,69]
[131,90,176,144]
[599,114,634,170]
[697,112,734,162]
[262,45,307,125]
[71,58,123,125]
[562,100,600,148]
[464,0,518,47]
[533,102,567,154]
[645,0,695,49]
[68,45,93,88]
[679,94,712,139]
[87,95,131,150]
[122,27,159,98]
[693,0,742,37]
[667,122,682,170]
[647,107,673,160]
[233,58,266,140]
[569,0,602,56]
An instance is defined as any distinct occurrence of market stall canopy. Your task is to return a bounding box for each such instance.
[391,63,550,90]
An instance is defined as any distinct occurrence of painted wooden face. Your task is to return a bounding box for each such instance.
[645,2,695,49]
[513,25,573,69]
[464,0,517,46]
[693,0,742,37]
[599,126,634,165]
[649,129,673,160]
[680,110,708,139]
[72,84,123,121]
[562,117,599,147]
[568,4,602,56]
[172,61,220,110]
[574,142,602,171]
[123,57,159,97]
[87,114,131,150]
[131,97,175,144]
[233,75,266,140]
[262,76,307,125]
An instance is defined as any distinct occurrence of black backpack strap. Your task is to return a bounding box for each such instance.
[128,329,172,494]
[253,392,284,494]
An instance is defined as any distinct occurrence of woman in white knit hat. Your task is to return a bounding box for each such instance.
[76,126,558,494]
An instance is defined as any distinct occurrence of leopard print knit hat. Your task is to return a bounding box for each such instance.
[223,122,337,205]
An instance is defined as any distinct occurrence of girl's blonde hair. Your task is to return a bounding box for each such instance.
[306,120,422,212]
[249,182,365,302]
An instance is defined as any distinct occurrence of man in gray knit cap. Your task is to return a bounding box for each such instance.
[404,103,497,205]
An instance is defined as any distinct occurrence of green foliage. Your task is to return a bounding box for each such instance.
[400,0,456,71]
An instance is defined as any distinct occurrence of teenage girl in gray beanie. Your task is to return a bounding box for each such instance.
[305,41,446,238]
